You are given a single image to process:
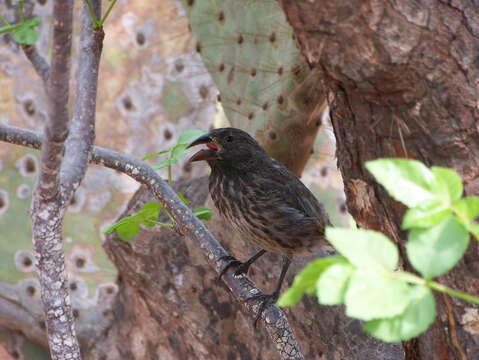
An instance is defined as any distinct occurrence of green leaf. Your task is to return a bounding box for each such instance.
[453,197,479,222]
[193,206,213,220]
[178,193,191,205]
[142,218,158,227]
[116,222,140,241]
[177,129,206,145]
[103,216,136,234]
[152,158,174,170]
[467,223,479,240]
[277,256,347,307]
[325,227,398,271]
[366,159,437,208]
[12,18,41,45]
[0,23,21,35]
[345,269,412,321]
[431,167,463,203]
[147,129,206,170]
[316,262,354,305]
[363,285,436,342]
[103,202,162,240]
[142,149,171,161]
[402,201,452,229]
[136,202,162,220]
[170,143,190,162]
[407,216,469,279]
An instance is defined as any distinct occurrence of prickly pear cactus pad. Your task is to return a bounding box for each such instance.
[181,0,326,175]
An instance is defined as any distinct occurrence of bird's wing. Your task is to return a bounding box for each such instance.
[255,159,331,228]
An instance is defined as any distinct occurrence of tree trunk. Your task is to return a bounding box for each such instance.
[278,0,479,359]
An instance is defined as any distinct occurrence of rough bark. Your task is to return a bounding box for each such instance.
[278,0,479,359]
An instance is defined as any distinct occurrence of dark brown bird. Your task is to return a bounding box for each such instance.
[188,128,331,324]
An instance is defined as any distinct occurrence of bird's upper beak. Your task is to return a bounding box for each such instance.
[187,133,221,162]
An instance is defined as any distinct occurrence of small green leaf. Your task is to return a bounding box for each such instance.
[278,256,347,307]
[453,197,479,222]
[467,223,479,240]
[402,201,452,229]
[363,285,436,342]
[116,222,140,241]
[170,143,190,162]
[12,18,41,45]
[407,216,469,279]
[103,216,135,234]
[142,149,171,161]
[316,262,354,305]
[142,218,157,227]
[0,23,21,35]
[103,202,162,240]
[326,227,398,271]
[345,269,411,321]
[178,193,191,205]
[431,167,463,203]
[193,206,213,220]
[177,129,206,145]
[152,157,174,170]
[366,159,437,208]
[136,202,162,219]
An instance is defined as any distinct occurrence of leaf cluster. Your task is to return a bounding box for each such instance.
[104,130,213,242]
[279,158,479,342]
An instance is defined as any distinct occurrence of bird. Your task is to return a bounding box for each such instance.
[187,127,331,325]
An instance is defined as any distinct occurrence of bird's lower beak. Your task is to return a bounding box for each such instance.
[189,148,218,162]
[187,133,220,162]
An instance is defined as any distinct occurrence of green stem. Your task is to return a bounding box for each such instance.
[0,14,9,26]
[154,221,175,229]
[393,271,479,305]
[427,280,479,305]
[168,164,172,187]
[100,0,117,25]
[165,209,176,227]
[392,271,426,285]
[18,1,24,22]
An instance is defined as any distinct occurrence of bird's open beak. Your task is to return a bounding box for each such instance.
[187,133,221,162]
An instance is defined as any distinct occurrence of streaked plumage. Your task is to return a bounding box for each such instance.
[188,127,331,324]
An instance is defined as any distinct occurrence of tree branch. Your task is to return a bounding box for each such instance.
[39,0,73,201]
[61,0,103,201]
[21,45,50,83]
[0,123,305,360]
[31,1,81,359]
[0,282,47,348]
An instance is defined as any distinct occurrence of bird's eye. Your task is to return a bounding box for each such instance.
[226,136,234,142]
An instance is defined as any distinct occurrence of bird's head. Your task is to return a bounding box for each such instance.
[187,128,266,168]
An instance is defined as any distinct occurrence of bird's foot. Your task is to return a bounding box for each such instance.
[218,256,251,281]
[248,292,280,328]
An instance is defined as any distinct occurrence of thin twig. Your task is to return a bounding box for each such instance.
[0,123,305,360]
[21,45,50,83]
[61,0,103,199]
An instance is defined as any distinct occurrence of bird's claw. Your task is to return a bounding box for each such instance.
[248,293,279,328]
[218,256,249,281]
